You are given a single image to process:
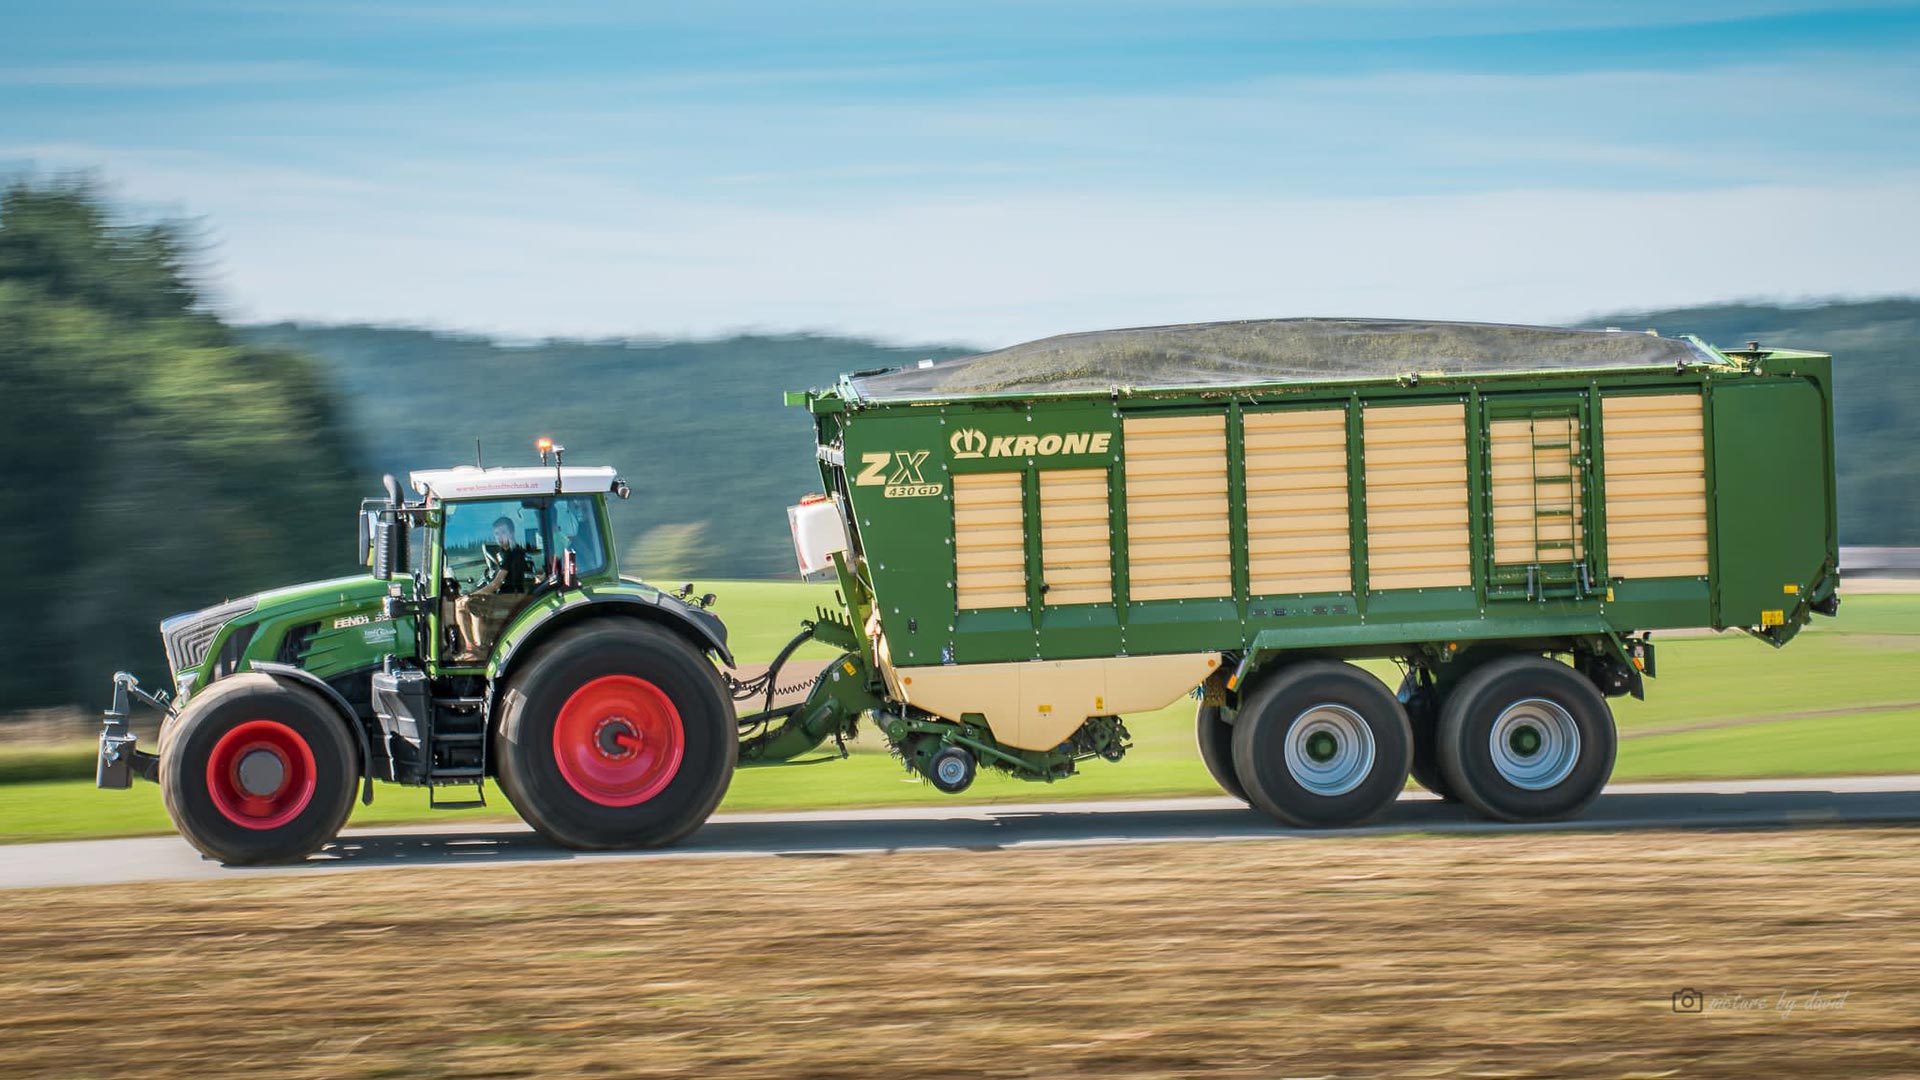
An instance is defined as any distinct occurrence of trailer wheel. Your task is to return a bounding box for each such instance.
[495,620,735,850]
[1436,655,1616,822]
[1397,673,1457,802]
[1231,661,1412,828]
[159,673,358,865]
[1194,703,1247,803]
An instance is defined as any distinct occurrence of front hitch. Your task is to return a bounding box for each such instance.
[97,672,169,789]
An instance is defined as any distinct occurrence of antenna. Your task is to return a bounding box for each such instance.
[475,438,484,467]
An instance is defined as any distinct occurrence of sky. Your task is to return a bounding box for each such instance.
[3,0,1918,347]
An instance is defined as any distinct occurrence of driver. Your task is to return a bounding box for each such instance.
[451,516,535,662]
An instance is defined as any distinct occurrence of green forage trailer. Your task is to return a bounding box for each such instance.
[786,318,1840,827]
[95,318,1840,864]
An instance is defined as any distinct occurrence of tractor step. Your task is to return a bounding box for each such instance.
[428,780,486,810]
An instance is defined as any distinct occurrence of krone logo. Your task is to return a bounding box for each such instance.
[947,429,1113,459]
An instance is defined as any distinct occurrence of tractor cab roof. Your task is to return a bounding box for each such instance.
[409,465,623,502]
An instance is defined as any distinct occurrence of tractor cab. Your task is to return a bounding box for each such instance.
[392,461,627,668]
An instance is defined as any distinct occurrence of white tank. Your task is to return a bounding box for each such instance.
[788,494,851,576]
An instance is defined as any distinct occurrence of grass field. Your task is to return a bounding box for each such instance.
[1,585,1914,843]
[1,827,1912,1078]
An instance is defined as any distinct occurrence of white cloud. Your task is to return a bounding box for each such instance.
[7,50,1916,346]
[179,172,1920,346]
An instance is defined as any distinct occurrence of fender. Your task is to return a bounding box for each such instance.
[488,588,736,682]
[249,660,376,803]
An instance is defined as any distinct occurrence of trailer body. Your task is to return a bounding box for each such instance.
[796,320,1838,755]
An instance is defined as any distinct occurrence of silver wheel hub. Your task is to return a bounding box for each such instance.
[1282,704,1375,797]
[236,748,286,797]
[936,756,968,786]
[1488,697,1581,790]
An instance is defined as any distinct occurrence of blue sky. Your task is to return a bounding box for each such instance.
[3,1,1917,345]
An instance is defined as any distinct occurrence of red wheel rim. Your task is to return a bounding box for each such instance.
[552,675,685,806]
[205,720,318,830]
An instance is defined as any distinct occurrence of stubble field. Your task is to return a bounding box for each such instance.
[0,826,1913,1078]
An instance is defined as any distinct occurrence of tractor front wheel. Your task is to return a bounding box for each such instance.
[495,621,735,850]
[159,674,359,865]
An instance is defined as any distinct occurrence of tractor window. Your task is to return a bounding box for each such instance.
[443,499,548,592]
[442,499,548,663]
[551,496,608,577]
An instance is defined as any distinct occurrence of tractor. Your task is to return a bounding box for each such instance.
[96,441,860,864]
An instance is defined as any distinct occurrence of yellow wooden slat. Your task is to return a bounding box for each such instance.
[1604,393,1703,415]
[1602,392,1707,580]
[1249,574,1354,595]
[1246,490,1350,513]
[1363,402,1469,590]
[1124,413,1227,436]
[1038,468,1111,606]
[1243,472,1346,495]
[1121,417,1231,600]
[1246,512,1353,538]
[954,471,1028,609]
[1248,553,1353,576]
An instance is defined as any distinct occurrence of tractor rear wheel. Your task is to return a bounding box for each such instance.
[1231,661,1412,828]
[160,674,358,865]
[1194,703,1247,803]
[1436,655,1617,822]
[495,620,735,850]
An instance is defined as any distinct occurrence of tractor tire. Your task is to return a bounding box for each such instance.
[159,673,358,866]
[1397,673,1458,803]
[1231,660,1412,828]
[1436,655,1617,823]
[494,620,735,850]
[1194,703,1247,803]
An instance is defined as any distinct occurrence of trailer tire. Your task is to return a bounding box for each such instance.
[1437,655,1616,822]
[159,674,358,866]
[1194,703,1247,803]
[1231,661,1412,828]
[1397,673,1458,802]
[495,620,735,850]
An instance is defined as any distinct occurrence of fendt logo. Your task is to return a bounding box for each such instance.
[853,450,942,498]
[949,427,1112,459]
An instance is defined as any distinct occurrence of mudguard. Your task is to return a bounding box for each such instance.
[488,586,735,682]
[249,661,376,803]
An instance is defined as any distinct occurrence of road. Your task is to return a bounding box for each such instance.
[5,775,1918,891]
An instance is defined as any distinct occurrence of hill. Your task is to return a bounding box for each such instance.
[239,324,970,579]
[1579,299,1919,547]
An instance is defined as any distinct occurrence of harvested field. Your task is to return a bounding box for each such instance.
[0,828,1914,1078]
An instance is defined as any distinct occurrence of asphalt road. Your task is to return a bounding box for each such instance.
[5,775,1919,892]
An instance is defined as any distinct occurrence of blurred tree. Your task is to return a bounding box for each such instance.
[0,177,363,712]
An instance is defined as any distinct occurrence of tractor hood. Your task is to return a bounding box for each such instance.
[161,574,389,683]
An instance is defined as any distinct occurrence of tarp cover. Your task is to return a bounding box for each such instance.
[851,318,1712,401]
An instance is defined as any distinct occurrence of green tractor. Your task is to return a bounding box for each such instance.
[97,442,863,865]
